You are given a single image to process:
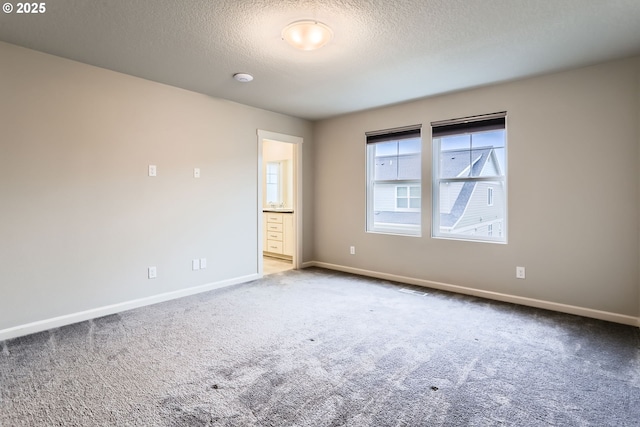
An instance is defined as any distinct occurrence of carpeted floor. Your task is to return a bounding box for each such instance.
[1,267,639,426]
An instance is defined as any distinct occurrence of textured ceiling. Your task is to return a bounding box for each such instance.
[1,0,640,120]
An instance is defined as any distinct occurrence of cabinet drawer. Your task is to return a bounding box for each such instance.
[267,223,283,232]
[266,214,283,223]
[267,231,283,241]
[266,240,283,254]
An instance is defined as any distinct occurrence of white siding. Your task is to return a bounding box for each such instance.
[373,184,396,211]
[454,182,506,235]
[440,182,464,213]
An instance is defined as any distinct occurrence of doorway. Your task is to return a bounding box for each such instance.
[257,130,303,276]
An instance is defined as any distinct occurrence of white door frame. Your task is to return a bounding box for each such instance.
[257,130,303,276]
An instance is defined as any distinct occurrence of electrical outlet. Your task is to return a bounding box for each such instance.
[350,246,356,255]
[148,165,157,177]
[516,266,526,279]
[194,168,200,178]
[148,266,157,279]
[192,259,200,271]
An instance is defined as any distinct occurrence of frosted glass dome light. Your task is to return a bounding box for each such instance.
[282,20,333,51]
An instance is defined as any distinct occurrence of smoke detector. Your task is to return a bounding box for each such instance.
[233,73,254,83]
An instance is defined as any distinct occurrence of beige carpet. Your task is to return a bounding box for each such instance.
[1,268,639,426]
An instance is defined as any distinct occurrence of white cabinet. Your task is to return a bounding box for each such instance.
[264,212,293,259]
[283,214,294,256]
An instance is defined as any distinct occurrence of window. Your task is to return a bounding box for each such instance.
[366,126,422,236]
[266,161,282,205]
[396,185,421,210]
[432,112,506,243]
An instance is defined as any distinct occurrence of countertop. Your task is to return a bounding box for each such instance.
[263,209,294,213]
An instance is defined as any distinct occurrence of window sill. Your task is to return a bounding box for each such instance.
[431,235,507,244]
[367,224,421,237]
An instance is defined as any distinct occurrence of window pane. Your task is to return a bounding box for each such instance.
[439,135,471,178]
[375,141,399,156]
[473,130,505,150]
[397,154,421,180]
[266,183,278,203]
[367,130,422,236]
[374,141,399,181]
[439,130,506,179]
[265,162,281,204]
[398,138,421,155]
[475,130,506,177]
[432,115,506,243]
[373,183,417,219]
[437,180,505,238]
[398,137,421,180]
[373,137,421,181]
[488,146,506,176]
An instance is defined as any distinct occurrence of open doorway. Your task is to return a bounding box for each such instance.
[257,130,303,276]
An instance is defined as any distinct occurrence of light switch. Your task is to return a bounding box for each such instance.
[192,259,200,270]
[148,165,157,177]
[200,258,207,269]
[194,168,200,178]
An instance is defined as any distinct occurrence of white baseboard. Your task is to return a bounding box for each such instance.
[3,264,637,341]
[308,261,640,328]
[0,273,259,342]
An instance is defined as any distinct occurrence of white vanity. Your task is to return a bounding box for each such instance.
[263,211,294,259]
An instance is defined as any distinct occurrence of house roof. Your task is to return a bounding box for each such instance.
[373,211,421,226]
[441,147,494,177]
[375,154,421,181]
[439,148,493,228]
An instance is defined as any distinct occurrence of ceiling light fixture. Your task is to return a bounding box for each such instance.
[282,20,333,51]
[233,73,253,82]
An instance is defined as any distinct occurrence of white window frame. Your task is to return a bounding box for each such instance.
[431,112,507,243]
[366,125,422,236]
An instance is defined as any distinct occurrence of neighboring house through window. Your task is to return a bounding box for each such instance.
[396,185,420,210]
[366,125,422,236]
[431,112,507,243]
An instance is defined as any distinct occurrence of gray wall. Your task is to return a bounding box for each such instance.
[0,42,313,331]
[1,40,638,333]
[313,57,640,319]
